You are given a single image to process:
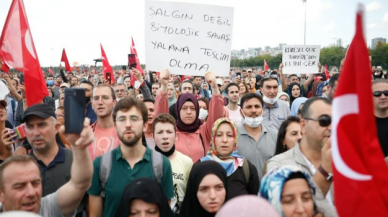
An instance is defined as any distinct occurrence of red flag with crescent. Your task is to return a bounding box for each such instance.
[264,59,269,71]
[100,44,115,84]
[0,0,48,106]
[331,5,388,217]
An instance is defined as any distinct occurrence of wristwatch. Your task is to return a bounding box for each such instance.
[318,165,333,181]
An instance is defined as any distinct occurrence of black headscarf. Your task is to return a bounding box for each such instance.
[115,178,174,217]
[175,93,202,133]
[180,161,228,217]
[288,82,301,105]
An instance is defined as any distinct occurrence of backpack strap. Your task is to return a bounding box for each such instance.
[242,158,250,184]
[151,149,163,184]
[199,134,205,155]
[99,150,113,198]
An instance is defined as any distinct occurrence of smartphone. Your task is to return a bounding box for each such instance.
[128,54,137,68]
[64,88,85,134]
[122,65,127,70]
[106,72,112,84]
[19,73,25,85]
[236,72,241,78]
[12,125,26,141]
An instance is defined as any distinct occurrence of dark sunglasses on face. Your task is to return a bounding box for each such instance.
[373,90,388,97]
[263,74,278,79]
[304,114,331,127]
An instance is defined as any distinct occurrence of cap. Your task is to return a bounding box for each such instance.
[247,69,252,72]
[22,104,56,123]
[60,83,69,88]
[0,100,7,108]
[216,78,223,86]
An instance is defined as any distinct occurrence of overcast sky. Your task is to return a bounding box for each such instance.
[0,0,387,67]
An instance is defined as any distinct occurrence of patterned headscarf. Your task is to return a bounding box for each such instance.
[259,165,316,217]
[201,118,243,176]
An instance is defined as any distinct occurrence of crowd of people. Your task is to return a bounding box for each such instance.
[0,60,387,217]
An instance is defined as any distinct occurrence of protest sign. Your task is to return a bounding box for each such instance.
[145,0,234,76]
[282,45,321,74]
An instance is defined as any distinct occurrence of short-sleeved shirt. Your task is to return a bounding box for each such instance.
[237,124,278,179]
[88,146,174,217]
[0,191,63,216]
[262,99,290,130]
[170,151,193,214]
[226,106,242,127]
[30,145,72,196]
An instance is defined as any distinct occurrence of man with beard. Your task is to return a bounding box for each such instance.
[267,97,336,217]
[114,83,127,101]
[89,84,120,160]
[87,97,174,217]
[225,83,242,126]
[80,80,97,125]
[70,76,79,87]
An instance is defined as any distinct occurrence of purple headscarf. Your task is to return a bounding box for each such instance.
[176,93,202,133]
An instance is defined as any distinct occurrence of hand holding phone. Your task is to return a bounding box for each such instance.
[128,54,137,69]
[64,88,85,134]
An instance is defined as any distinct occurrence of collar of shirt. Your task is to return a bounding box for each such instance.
[239,123,268,135]
[30,144,66,168]
[114,145,151,162]
[263,101,279,108]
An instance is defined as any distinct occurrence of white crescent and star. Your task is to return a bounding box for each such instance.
[332,94,372,181]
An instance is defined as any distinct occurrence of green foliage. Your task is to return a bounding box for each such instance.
[370,42,388,69]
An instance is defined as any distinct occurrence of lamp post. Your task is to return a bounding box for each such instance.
[303,0,307,45]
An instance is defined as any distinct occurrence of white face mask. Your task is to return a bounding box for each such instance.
[285,101,290,107]
[198,109,208,120]
[263,95,277,104]
[241,110,263,128]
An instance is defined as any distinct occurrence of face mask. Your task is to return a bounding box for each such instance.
[263,95,277,104]
[241,110,263,128]
[198,109,208,120]
[285,101,290,107]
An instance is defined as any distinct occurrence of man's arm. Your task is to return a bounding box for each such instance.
[57,118,94,217]
[302,62,321,90]
[313,139,332,196]
[88,195,103,217]
[134,68,152,100]
[3,74,22,101]
[278,63,288,92]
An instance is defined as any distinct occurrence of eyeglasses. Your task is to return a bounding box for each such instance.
[263,74,278,79]
[116,115,143,124]
[92,95,111,102]
[304,114,331,127]
[115,89,126,93]
[373,90,388,97]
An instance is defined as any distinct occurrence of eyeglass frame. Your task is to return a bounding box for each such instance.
[373,90,388,97]
[115,115,143,124]
[304,114,331,127]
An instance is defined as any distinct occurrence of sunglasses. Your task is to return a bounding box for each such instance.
[373,90,388,97]
[304,114,331,127]
[263,74,278,79]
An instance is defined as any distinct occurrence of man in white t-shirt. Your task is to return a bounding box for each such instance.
[153,113,193,215]
[225,83,242,127]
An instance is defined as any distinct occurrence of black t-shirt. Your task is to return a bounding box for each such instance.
[376,116,388,157]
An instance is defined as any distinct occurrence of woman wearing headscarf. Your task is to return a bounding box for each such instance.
[115,178,174,217]
[155,70,225,163]
[277,92,290,107]
[259,165,319,217]
[200,118,259,200]
[200,82,211,99]
[167,83,177,107]
[180,161,228,217]
[215,195,280,217]
[288,82,301,106]
[290,97,308,117]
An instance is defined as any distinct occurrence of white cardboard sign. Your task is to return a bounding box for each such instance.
[282,45,321,74]
[145,0,234,76]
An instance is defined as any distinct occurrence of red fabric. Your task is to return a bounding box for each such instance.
[100,44,115,84]
[264,59,269,71]
[0,0,47,106]
[48,68,53,74]
[61,48,71,72]
[129,38,143,87]
[324,64,330,79]
[332,8,388,217]
[0,58,10,73]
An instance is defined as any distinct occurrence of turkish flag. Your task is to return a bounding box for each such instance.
[61,48,71,72]
[331,6,388,217]
[100,44,115,84]
[129,38,143,88]
[48,68,53,74]
[0,0,48,106]
[264,59,269,71]
[324,64,330,80]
